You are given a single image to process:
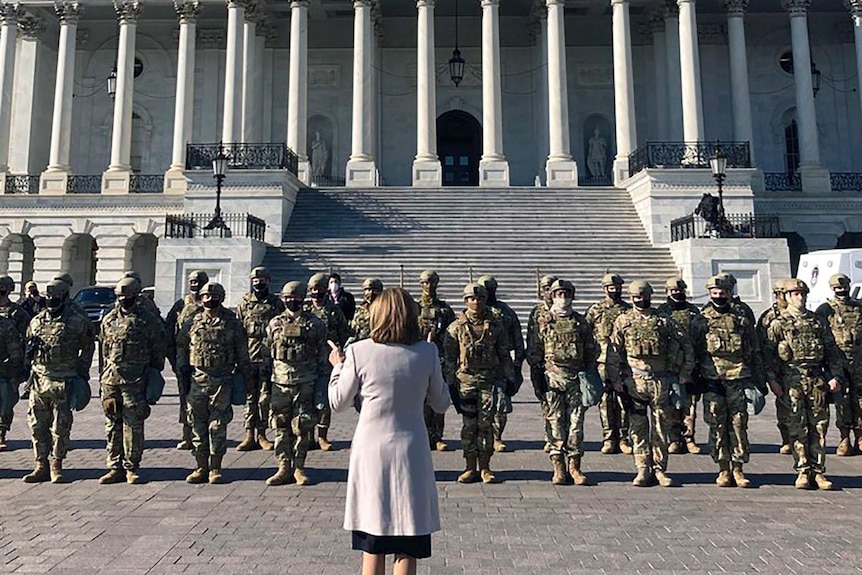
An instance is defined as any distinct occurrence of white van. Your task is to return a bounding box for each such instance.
[797,248,862,310]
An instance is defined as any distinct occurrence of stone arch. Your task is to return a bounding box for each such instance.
[124,233,158,287]
[307,114,337,180]
[61,234,99,292]
[0,233,35,297]
[581,114,614,185]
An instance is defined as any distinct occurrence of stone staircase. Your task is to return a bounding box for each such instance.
[262,187,680,321]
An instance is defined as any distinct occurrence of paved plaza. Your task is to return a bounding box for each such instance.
[1,370,861,575]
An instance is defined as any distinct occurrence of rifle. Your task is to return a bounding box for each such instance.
[399,264,404,289]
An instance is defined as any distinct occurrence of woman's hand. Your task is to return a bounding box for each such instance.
[328,340,345,367]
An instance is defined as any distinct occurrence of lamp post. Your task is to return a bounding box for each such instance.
[709,144,728,237]
[448,0,464,87]
[204,144,230,233]
[811,61,821,98]
[106,66,117,99]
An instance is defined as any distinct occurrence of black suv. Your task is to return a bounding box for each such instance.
[73,286,116,327]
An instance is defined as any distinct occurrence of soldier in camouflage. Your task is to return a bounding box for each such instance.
[0,314,23,453]
[265,281,328,486]
[444,283,514,484]
[585,273,633,455]
[165,269,208,450]
[716,272,756,326]
[0,275,31,449]
[417,270,456,451]
[98,278,166,485]
[657,277,704,454]
[23,279,96,483]
[815,273,862,456]
[757,278,793,454]
[176,282,251,484]
[527,274,558,453]
[348,278,383,346]
[606,280,694,487]
[123,270,162,320]
[52,273,92,325]
[478,275,525,453]
[692,275,765,488]
[527,279,598,485]
[304,272,350,451]
[235,267,285,452]
[765,279,846,490]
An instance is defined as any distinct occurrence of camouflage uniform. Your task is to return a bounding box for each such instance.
[0,289,31,442]
[98,281,166,480]
[757,279,792,453]
[417,278,456,450]
[266,285,327,486]
[347,278,383,346]
[0,315,24,449]
[166,288,205,446]
[526,274,557,451]
[304,295,349,443]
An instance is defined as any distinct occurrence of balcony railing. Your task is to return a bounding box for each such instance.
[164,213,266,242]
[311,174,346,187]
[628,141,751,176]
[130,174,164,193]
[4,175,39,194]
[670,212,781,242]
[186,143,299,176]
[578,174,613,187]
[763,172,802,191]
[829,172,862,192]
[67,175,102,194]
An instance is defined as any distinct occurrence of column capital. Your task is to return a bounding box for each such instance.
[676,0,695,5]
[0,3,22,25]
[782,0,810,16]
[546,0,565,7]
[55,2,83,25]
[17,12,44,39]
[610,0,630,6]
[481,0,501,7]
[845,0,862,18]
[647,9,665,33]
[416,0,434,8]
[243,0,261,23]
[662,0,678,18]
[174,1,201,24]
[290,0,309,8]
[226,0,249,9]
[353,0,372,9]
[722,0,748,15]
[114,1,141,24]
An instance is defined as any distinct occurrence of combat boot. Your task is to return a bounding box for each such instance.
[568,456,590,486]
[317,428,333,452]
[618,437,633,455]
[266,463,293,486]
[257,431,274,451]
[632,468,652,487]
[457,454,479,483]
[550,454,568,485]
[293,467,310,486]
[779,428,792,455]
[208,454,224,484]
[654,470,676,487]
[126,469,141,485]
[177,425,193,451]
[685,440,702,454]
[0,429,7,450]
[50,459,64,483]
[836,429,852,457]
[478,453,497,484]
[236,429,257,452]
[794,471,810,489]
[22,459,50,483]
[812,472,833,491]
[435,440,448,452]
[601,439,616,454]
[731,462,751,488]
[186,452,209,484]
[493,438,507,452]
[543,442,551,453]
[716,461,732,487]
[668,441,682,454]
[855,429,862,454]
[99,468,125,485]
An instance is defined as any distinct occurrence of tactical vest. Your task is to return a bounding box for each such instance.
[458,317,498,373]
[272,316,316,364]
[418,301,446,338]
[31,311,82,370]
[543,315,583,367]
[624,314,668,359]
[352,304,371,340]
[188,315,237,370]
[778,314,825,365]
[101,311,151,366]
[704,311,745,359]
[591,301,629,340]
[827,300,862,354]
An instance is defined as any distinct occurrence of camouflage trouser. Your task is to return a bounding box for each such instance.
[175,370,189,428]
[243,363,271,432]
[625,375,671,472]
[703,381,749,464]
[599,388,630,442]
[670,393,700,445]
[493,413,507,443]
[270,382,315,469]
[545,382,585,459]
[835,366,862,432]
[316,406,331,430]
[27,375,73,461]
[776,392,791,440]
[540,400,552,444]
[0,379,16,432]
[785,374,830,474]
[424,403,445,445]
[459,381,497,457]
[102,383,151,470]
[187,373,233,457]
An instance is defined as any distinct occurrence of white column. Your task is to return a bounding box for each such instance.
[611,0,637,185]
[544,0,577,186]
[222,0,245,144]
[723,0,755,164]
[0,3,20,175]
[783,0,819,167]
[648,13,669,140]
[164,1,200,194]
[287,0,310,184]
[677,0,704,143]
[10,14,46,176]
[412,0,441,187]
[102,0,140,195]
[664,0,683,140]
[531,13,549,183]
[479,0,509,186]
[848,1,862,125]
[240,5,256,143]
[253,25,265,142]
[346,0,377,187]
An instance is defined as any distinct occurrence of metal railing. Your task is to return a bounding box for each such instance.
[830,172,862,192]
[763,172,802,191]
[628,141,751,176]
[186,143,299,176]
[670,212,781,241]
[164,213,267,242]
[311,174,346,187]
[4,174,39,194]
[578,174,613,187]
[67,175,102,194]
[129,174,164,193]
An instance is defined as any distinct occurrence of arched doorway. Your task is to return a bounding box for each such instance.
[125,233,158,287]
[0,234,35,297]
[437,111,481,186]
[61,234,98,292]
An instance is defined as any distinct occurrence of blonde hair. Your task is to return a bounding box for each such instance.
[370,287,421,345]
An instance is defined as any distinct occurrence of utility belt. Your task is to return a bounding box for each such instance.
[630,367,667,379]
[787,364,823,379]
[191,366,233,379]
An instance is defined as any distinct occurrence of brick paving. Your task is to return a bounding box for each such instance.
[1,370,861,574]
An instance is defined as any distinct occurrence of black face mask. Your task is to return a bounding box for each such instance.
[670,293,686,303]
[0,290,8,299]
[633,299,650,310]
[119,297,136,310]
[284,300,303,312]
[252,283,268,296]
[835,289,850,299]
[711,296,729,309]
[189,283,202,293]
[608,291,622,302]
[202,299,220,310]
[47,297,64,315]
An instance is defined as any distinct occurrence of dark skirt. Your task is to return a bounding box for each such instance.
[351,530,432,559]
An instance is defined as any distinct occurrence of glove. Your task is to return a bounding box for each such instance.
[314,381,328,412]
[667,376,687,411]
[448,384,464,416]
[530,365,547,401]
[507,368,524,397]
[744,385,766,415]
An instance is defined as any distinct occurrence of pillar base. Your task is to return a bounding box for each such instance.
[545,159,579,188]
[346,159,378,188]
[39,169,69,195]
[298,160,311,187]
[412,159,442,187]
[0,171,6,195]
[163,168,188,195]
[479,159,509,187]
[102,168,131,195]
[613,156,631,187]
[799,164,831,195]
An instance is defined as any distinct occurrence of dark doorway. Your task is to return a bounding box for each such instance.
[784,120,799,174]
[437,110,481,186]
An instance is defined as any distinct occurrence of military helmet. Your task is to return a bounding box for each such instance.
[250,266,271,280]
[539,274,558,289]
[187,270,209,284]
[716,272,737,287]
[54,272,74,287]
[361,278,383,292]
[602,273,624,287]
[772,278,788,294]
[24,280,37,291]
[665,277,687,291]
[0,275,13,292]
[115,277,142,297]
[307,272,328,289]
[462,283,487,300]
[627,280,653,296]
[45,279,69,299]
[477,275,498,291]
[705,275,731,290]
[829,273,851,288]
[199,282,226,299]
[419,270,439,284]
[123,270,142,282]
[550,279,574,296]
[785,278,809,294]
[280,281,306,298]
